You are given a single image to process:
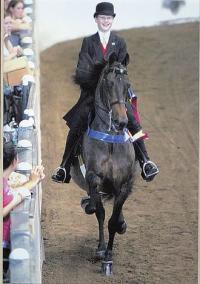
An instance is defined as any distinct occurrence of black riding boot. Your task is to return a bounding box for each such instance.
[134,139,159,181]
[126,101,159,181]
[52,130,79,183]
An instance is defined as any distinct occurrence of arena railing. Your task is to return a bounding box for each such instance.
[7,0,44,283]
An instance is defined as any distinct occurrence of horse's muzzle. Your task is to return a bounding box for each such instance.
[114,118,128,131]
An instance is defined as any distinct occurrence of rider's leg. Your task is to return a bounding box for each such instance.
[52,98,93,184]
[51,128,79,183]
[126,102,159,181]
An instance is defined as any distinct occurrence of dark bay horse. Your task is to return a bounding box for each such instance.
[71,55,136,274]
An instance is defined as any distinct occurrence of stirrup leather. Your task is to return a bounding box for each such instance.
[142,161,159,178]
[52,166,67,183]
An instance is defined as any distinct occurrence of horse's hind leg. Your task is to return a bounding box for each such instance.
[95,196,106,259]
[105,186,130,262]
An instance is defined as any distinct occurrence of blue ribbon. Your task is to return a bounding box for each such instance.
[87,127,130,144]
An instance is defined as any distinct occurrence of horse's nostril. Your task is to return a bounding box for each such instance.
[122,118,128,125]
[114,118,128,130]
[119,119,128,129]
[114,120,119,126]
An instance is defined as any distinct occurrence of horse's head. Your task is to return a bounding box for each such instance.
[96,53,130,132]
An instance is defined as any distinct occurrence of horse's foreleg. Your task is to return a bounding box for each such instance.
[116,211,127,235]
[85,171,101,215]
[95,197,106,259]
[105,187,129,261]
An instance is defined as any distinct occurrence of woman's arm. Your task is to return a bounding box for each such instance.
[14,166,45,191]
[4,51,17,61]
[6,39,14,53]
[4,38,23,61]
[3,193,23,218]
[11,18,31,31]
[3,167,44,218]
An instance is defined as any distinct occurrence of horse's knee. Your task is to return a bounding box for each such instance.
[86,172,101,187]
[117,220,127,235]
[108,218,127,235]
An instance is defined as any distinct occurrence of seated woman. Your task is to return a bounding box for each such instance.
[3,14,25,125]
[3,140,45,281]
[6,0,31,46]
[3,14,23,61]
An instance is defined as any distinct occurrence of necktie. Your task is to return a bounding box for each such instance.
[102,36,107,48]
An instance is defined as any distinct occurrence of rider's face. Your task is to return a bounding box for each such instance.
[95,15,114,32]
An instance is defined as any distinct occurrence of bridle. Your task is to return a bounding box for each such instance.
[94,63,128,131]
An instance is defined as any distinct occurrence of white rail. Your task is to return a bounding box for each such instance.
[9,0,43,283]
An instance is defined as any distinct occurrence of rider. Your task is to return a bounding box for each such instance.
[52,2,159,184]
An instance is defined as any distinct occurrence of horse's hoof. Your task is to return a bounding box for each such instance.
[96,250,105,260]
[117,220,127,235]
[101,260,113,276]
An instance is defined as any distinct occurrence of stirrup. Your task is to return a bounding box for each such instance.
[142,161,159,178]
[52,166,67,183]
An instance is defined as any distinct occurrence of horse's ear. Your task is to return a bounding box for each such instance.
[108,52,118,65]
[121,53,130,66]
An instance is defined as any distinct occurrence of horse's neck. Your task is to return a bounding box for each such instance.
[90,104,110,132]
[92,80,111,132]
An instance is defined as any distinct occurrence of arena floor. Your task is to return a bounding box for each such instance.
[40,22,198,284]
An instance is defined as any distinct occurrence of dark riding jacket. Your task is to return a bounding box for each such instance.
[63,32,128,130]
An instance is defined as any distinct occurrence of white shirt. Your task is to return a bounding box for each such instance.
[98,30,110,48]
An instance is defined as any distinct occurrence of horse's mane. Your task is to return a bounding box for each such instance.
[72,52,106,89]
[73,51,129,96]
[72,63,105,89]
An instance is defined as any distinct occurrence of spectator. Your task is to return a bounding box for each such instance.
[6,0,31,46]
[3,15,23,61]
[3,14,24,125]
[3,141,45,280]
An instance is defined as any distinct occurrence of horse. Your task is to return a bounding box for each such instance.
[71,53,136,275]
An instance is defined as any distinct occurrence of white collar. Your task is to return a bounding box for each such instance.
[98,30,111,46]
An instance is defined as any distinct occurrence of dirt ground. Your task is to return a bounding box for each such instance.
[40,22,198,284]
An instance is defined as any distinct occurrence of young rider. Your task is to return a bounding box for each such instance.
[52,2,159,184]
